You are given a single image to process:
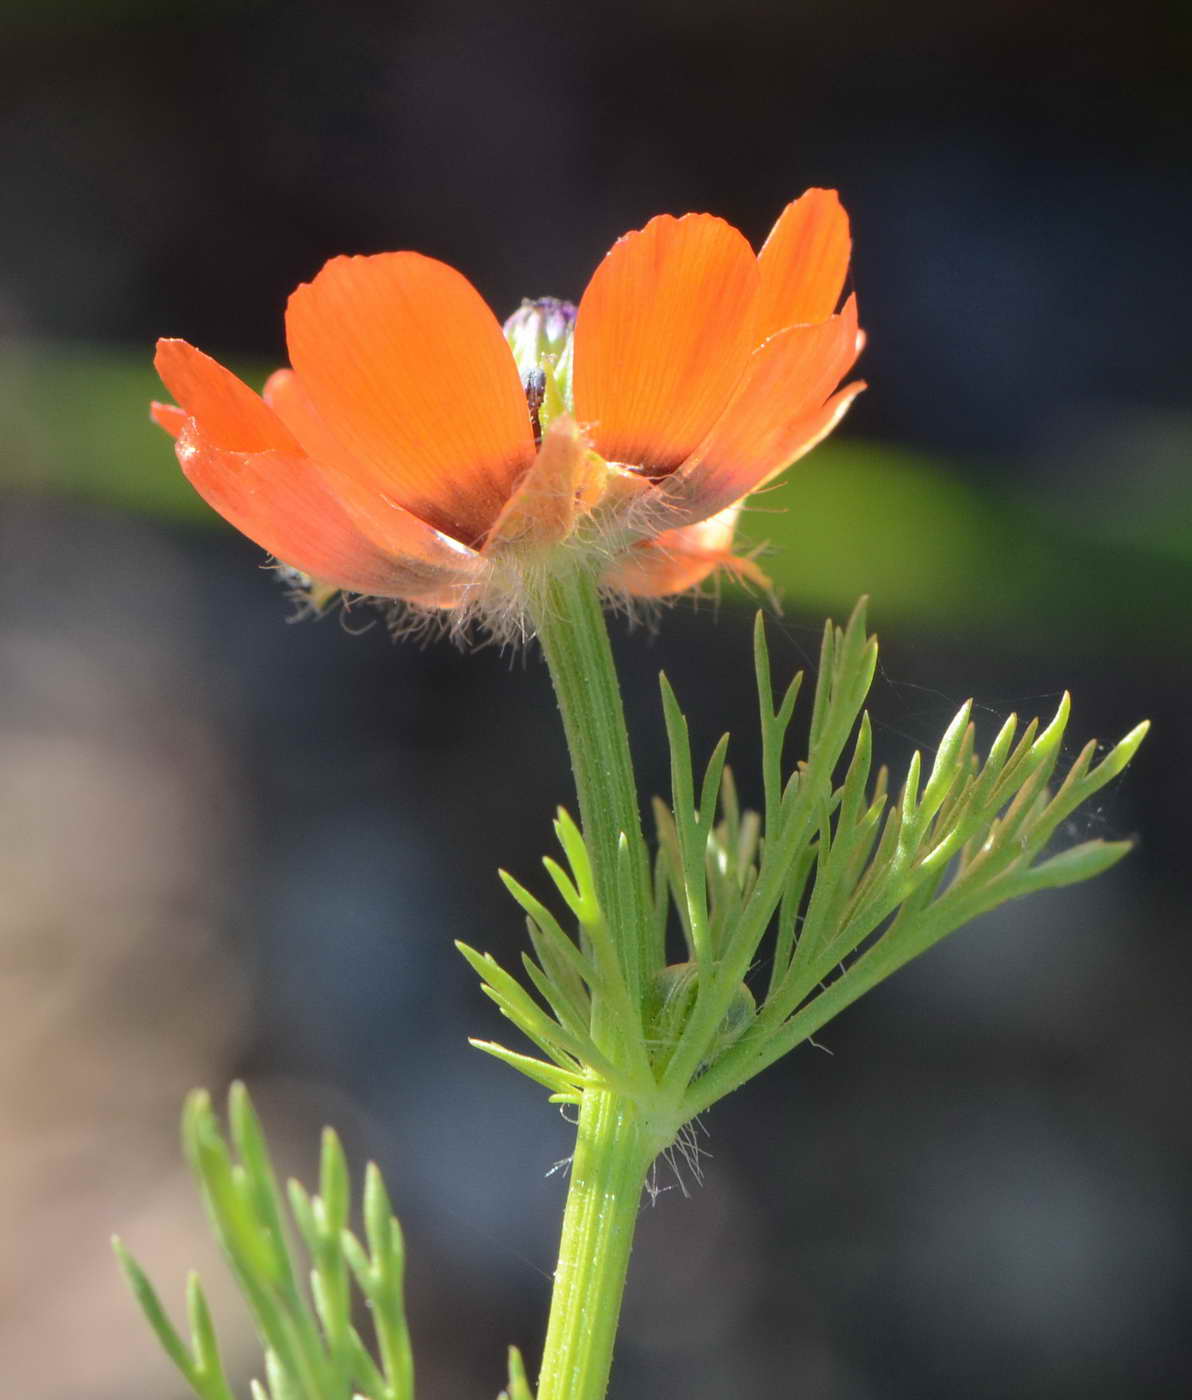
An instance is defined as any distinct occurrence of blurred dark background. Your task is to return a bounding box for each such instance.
[2,1,1189,1396]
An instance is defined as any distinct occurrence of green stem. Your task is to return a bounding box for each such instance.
[527,562,660,1400]
[529,563,653,1005]
[535,1090,653,1400]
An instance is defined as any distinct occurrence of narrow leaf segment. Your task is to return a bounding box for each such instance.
[473,599,1147,1132]
[115,1084,416,1400]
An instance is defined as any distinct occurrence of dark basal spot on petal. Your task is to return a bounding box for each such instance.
[634,451,687,481]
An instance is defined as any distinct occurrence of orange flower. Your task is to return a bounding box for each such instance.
[152,189,864,616]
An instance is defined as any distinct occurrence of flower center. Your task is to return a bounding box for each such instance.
[504,297,578,447]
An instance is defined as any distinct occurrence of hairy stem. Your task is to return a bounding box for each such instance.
[527,563,658,1400]
[534,1091,654,1400]
[529,564,653,1007]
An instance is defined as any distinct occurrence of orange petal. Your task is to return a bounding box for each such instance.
[485,415,610,552]
[265,367,490,585]
[263,368,486,580]
[261,367,480,573]
[285,252,536,546]
[175,420,480,603]
[747,380,864,490]
[150,401,189,438]
[154,339,297,453]
[667,296,864,527]
[573,213,760,474]
[605,504,768,598]
[755,189,851,342]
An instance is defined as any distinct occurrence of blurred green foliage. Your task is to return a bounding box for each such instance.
[2,340,1187,650]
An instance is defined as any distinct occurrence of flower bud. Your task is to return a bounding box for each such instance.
[644,962,755,1074]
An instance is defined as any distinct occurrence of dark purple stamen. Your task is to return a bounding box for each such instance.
[524,368,546,447]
